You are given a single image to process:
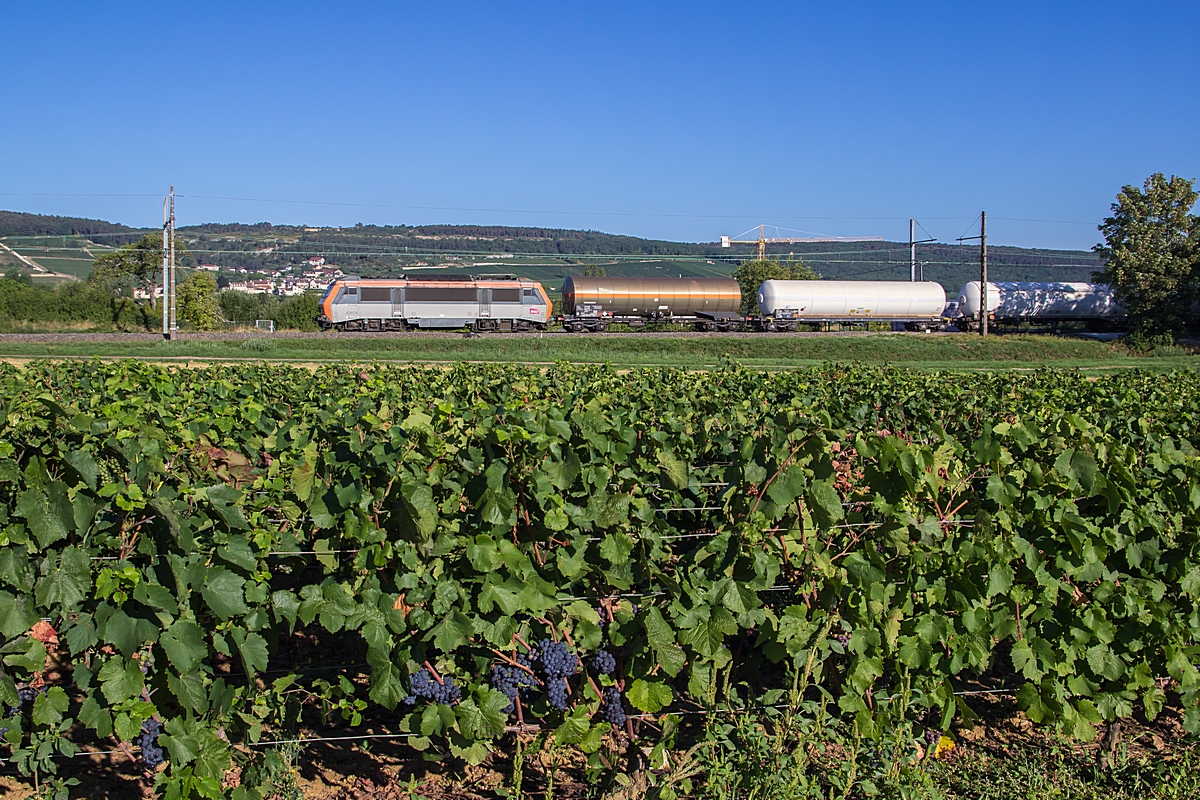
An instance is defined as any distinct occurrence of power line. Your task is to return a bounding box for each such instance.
[6,243,1102,264]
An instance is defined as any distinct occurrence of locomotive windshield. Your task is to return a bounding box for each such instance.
[319,281,339,306]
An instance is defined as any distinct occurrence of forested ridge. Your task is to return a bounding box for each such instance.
[0,211,136,239]
[2,211,1102,283]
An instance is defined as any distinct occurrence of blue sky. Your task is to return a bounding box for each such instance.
[2,1,1197,249]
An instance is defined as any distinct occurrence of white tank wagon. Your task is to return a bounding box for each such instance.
[955,281,1124,329]
[756,280,948,331]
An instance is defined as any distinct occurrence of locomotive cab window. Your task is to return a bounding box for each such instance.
[522,288,543,304]
[338,287,358,303]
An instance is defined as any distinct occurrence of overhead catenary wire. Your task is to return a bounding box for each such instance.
[6,240,1105,261]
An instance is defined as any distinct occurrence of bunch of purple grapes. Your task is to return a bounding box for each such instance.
[600,686,626,726]
[403,668,462,706]
[591,650,617,675]
[537,640,579,711]
[1,686,41,736]
[490,663,539,714]
[140,719,165,767]
[9,686,36,716]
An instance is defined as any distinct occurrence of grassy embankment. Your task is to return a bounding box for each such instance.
[0,332,1194,371]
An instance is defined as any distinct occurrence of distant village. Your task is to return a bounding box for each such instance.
[200,256,343,296]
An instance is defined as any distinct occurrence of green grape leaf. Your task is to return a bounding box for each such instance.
[206,484,249,530]
[628,679,674,713]
[234,630,269,678]
[657,451,689,491]
[987,564,1014,598]
[1086,644,1124,682]
[202,567,248,619]
[15,484,74,548]
[32,686,69,725]
[455,690,509,740]
[555,705,593,745]
[0,591,38,639]
[806,479,844,527]
[217,536,257,573]
[34,545,91,612]
[78,696,114,738]
[644,607,687,677]
[291,442,318,502]
[64,449,99,491]
[3,637,47,672]
[168,670,210,715]
[161,620,208,673]
[766,464,806,508]
[99,657,145,704]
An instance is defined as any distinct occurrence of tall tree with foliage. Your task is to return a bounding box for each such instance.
[176,271,219,330]
[1094,173,1199,339]
[732,257,820,316]
[89,235,192,308]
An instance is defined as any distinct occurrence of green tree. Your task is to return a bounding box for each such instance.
[176,271,219,330]
[583,264,607,277]
[731,257,820,316]
[1094,173,1200,339]
[90,235,192,307]
[275,292,320,331]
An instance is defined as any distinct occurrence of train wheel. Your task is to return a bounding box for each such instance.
[785,322,798,332]
[595,323,608,332]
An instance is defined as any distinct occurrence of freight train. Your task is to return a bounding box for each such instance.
[316,274,1125,333]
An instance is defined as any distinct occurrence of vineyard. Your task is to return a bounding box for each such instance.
[0,360,1198,799]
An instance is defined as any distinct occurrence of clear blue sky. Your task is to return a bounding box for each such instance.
[3,1,1197,250]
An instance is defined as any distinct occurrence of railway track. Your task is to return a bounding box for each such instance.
[0,329,954,344]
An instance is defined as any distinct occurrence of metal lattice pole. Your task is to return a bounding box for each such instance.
[168,186,177,338]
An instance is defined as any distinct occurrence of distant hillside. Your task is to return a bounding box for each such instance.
[0,210,139,238]
[0,212,1106,291]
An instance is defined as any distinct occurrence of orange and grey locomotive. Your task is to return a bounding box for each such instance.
[317,275,552,332]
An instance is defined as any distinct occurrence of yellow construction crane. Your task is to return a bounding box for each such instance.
[720,225,883,260]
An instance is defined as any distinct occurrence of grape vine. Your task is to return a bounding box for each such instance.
[0,359,1194,796]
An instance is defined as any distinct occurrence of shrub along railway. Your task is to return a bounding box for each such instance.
[0,360,1197,797]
